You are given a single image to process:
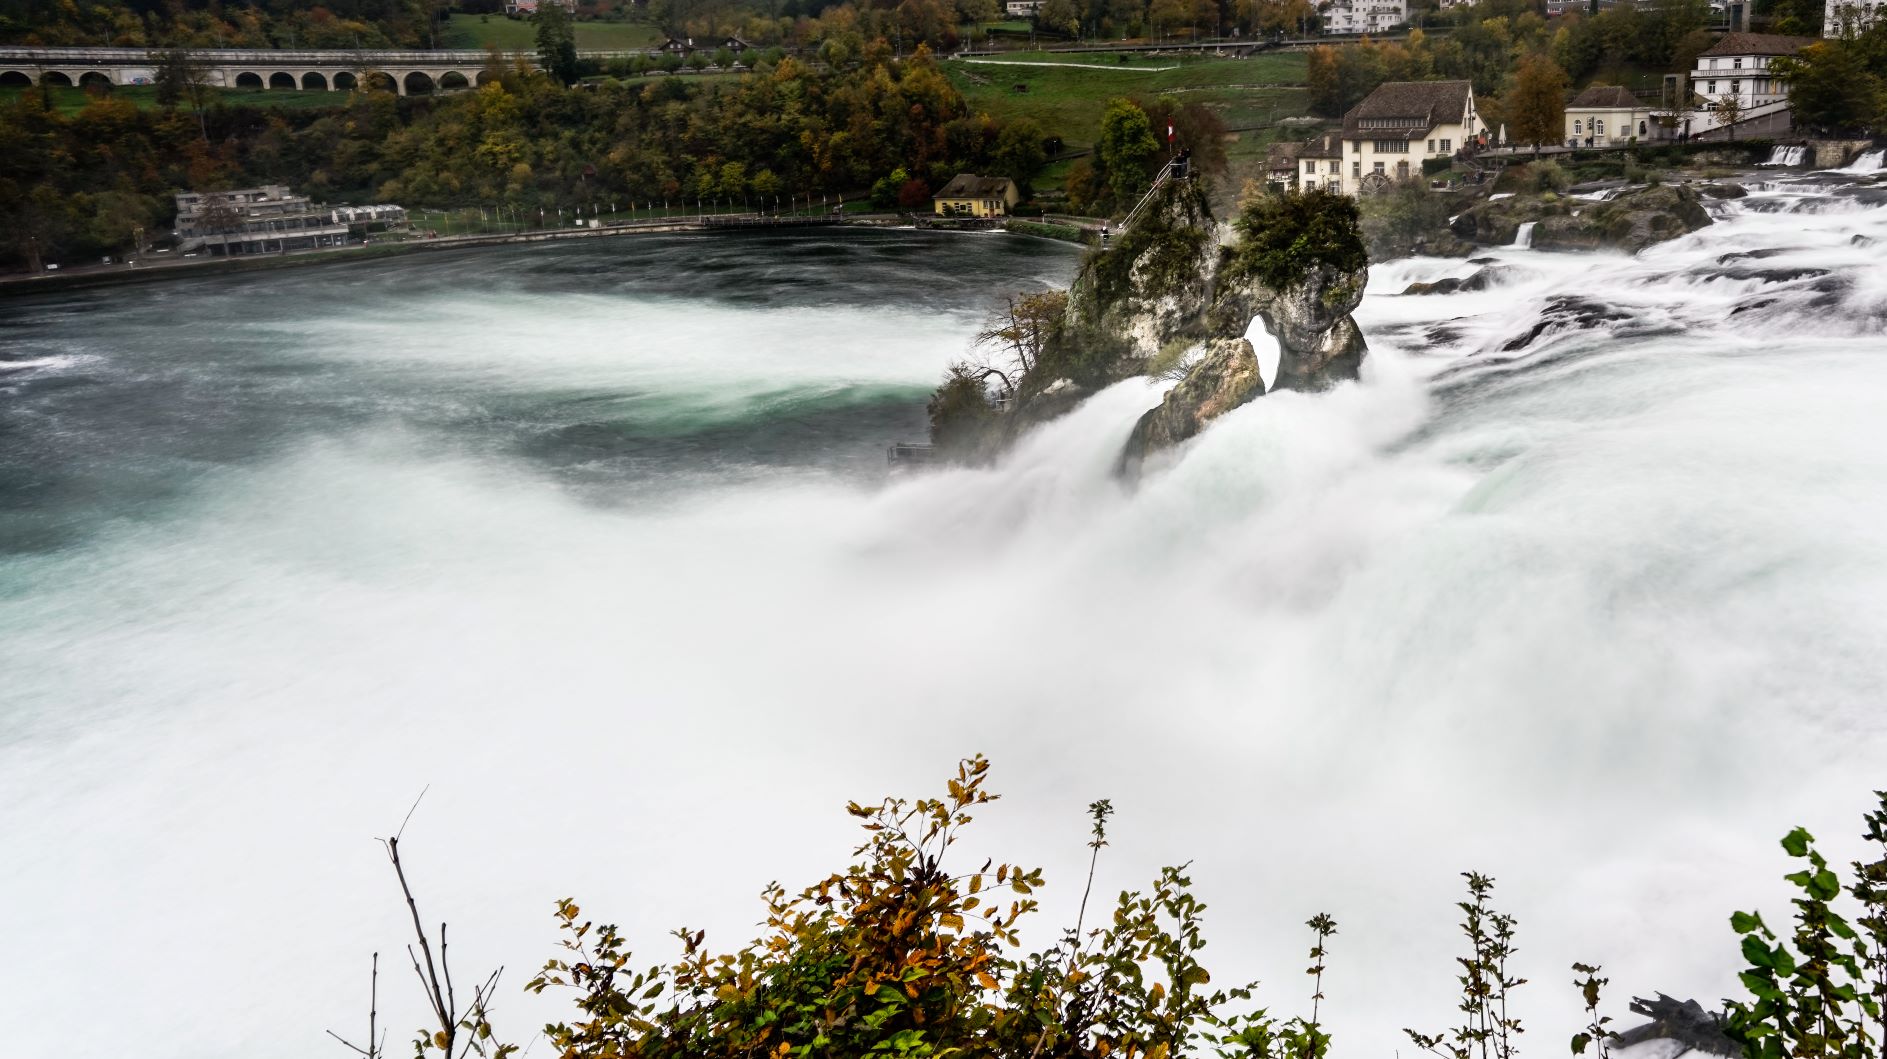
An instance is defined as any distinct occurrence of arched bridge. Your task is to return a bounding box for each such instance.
[0,46,634,95]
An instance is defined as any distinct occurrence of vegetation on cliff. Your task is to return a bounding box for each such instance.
[1221,188,1366,299]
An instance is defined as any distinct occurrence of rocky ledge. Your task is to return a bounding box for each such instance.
[1450,183,1713,253]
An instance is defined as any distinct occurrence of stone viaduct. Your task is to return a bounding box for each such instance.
[0,46,619,95]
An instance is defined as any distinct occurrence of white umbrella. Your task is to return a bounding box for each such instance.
[1498,123,1507,146]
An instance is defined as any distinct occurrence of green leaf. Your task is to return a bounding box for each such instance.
[1572,1033,1592,1055]
[1731,911,1764,934]
[1741,935,1775,968]
[1781,828,1812,858]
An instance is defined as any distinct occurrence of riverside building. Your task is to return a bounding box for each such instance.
[174,186,403,256]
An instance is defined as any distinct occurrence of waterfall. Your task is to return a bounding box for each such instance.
[1760,145,1807,166]
[1839,148,1886,174]
[1511,220,1537,248]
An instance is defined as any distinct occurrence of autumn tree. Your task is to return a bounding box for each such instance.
[1507,53,1568,153]
[1773,35,1887,133]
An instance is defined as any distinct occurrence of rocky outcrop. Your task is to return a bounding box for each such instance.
[1612,995,1739,1058]
[1119,337,1264,463]
[927,177,1372,471]
[1119,207,1370,467]
[1450,184,1713,253]
[1061,177,1221,378]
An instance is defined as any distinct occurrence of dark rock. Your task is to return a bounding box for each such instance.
[1401,265,1510,296]
[1499,296,1633,352]
[1612,995,1740,1058]
[1698,183,1749,199]
[1716,248,1790,263]
[1455,184,1711,253]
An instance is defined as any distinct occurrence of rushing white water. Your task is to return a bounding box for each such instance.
[3,179,1887,1059]
[1511,220,1537,248]
[1761,144,1806,166]
[1838,148,1886,173]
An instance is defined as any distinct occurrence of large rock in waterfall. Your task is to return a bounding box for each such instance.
[923,177,1372,469]
[1119,188,1370,468]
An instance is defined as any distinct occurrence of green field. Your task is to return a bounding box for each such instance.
[0,83,350,115]
[945,50,1311,149]
[439,13,661,51]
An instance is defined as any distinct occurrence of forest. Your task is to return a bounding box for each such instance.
[0,45,1054,268]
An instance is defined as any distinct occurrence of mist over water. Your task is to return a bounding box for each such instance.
[3,181,1887,1059]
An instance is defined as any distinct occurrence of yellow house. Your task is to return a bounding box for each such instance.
[933,174,1020,218]
[1565,85,1653,146]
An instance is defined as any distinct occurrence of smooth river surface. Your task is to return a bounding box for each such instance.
[3,178,1886,1058]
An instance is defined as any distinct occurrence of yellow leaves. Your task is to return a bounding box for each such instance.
[433,1032,450,1050]
[976,972,999,991]
[1148,1043,1171,1059]
[1149,981,1166,1005]
[940,912,966,933]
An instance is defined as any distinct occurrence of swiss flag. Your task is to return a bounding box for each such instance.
[1167,124,1175,143]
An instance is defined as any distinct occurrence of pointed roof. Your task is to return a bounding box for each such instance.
[1569,85,1642,109]
[1344,80,1474,136]
[934,174,1017,200]
[1699,32,1816,56]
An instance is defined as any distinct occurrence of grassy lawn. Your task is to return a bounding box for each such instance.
[439,13,661,51]
[1,83,350,114]
[945,51,1310,149]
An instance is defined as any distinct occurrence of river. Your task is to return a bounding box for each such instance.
[2,174,1885,1058]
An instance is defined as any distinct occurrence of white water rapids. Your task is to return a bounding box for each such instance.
[3,172,1887,1059]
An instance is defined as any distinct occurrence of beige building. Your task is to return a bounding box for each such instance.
[1333,80,1485,195]
[1687,32,1815,134]
[1294,132,1346,193]
[932,174,1020,218]
[1564,84,1654,146]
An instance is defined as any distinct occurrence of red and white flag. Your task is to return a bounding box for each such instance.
[1167,124,1175,142]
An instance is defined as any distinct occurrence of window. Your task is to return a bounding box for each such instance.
[1639,120,1647,135]
[1427,139,1435,152]
[1440,138,1451,152]
[1733,57,1743,68]
[1707,80,1717,93]
[1352,140,1362,153]
[1708,58,1717,68]
[1595,118,1605,135]
[1373,161,1385,173]
[1352,161,1361,177]
[1731,79,1741,94]
[1373,140,1409,153]
[1573,119,1582,133]
[1328,160,1339,174]
[1306,161,1316,174]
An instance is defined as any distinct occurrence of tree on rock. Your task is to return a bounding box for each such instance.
[1097,98,1162,212]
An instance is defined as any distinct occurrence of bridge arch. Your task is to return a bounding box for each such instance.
[439,70,469,91]
[333,70,357,91]
[0,70,32,87]
[475,69,495,85]
[402,70,434,95]
[301,71,328,90]
[268,71,296,89]
[41,70,72,86]
[79,70,112,89]
[234,71,263,89]
[363,70,396,93]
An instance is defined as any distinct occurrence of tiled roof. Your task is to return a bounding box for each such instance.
[1569,85,1642,109]
[934,174,1016,199]
[1699,32,1817,56]
[1342,80,1473,137]
[1298,132,1343,158]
